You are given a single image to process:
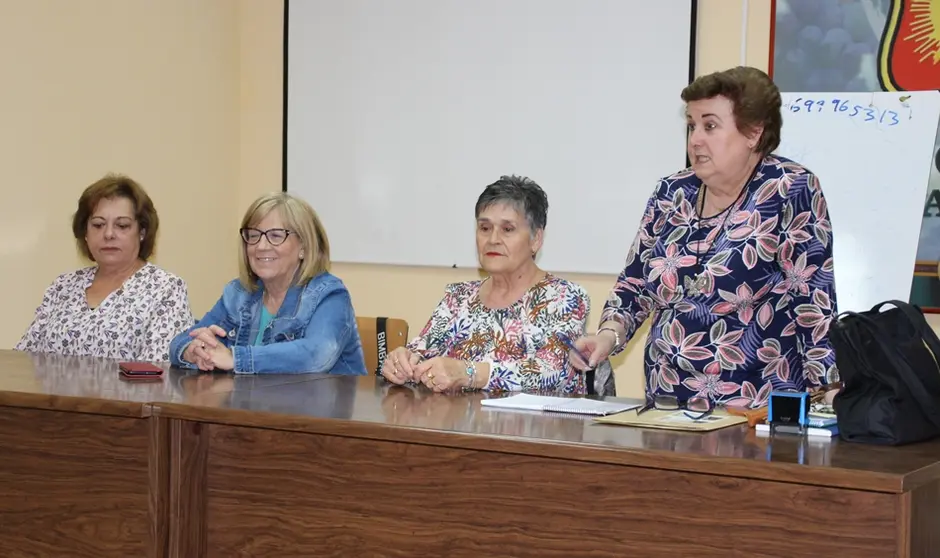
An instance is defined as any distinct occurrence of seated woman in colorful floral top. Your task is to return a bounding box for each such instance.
[169,192,367,375]
[381,175,590,393]
[571,67,839,409]
[16,174,194,362]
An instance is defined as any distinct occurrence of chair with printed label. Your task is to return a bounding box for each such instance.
[356,317,409,376]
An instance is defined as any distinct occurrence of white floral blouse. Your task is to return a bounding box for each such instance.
[15,263,195,362]
[406,274,590,393]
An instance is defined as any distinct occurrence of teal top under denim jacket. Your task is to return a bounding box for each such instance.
[169,272,367,375]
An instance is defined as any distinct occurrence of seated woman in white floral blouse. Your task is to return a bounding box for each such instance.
[380,175,590,394]
[16,174,194,362]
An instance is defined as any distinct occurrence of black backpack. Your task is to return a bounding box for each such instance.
[830,300,940,446]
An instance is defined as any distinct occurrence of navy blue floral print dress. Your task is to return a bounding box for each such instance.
[601,155,839,408]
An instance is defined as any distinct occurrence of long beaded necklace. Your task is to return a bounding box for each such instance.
[683,164,759,297]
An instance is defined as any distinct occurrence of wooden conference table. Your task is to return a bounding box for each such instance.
[0,350,937,557]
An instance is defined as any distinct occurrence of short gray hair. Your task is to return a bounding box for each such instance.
[474,175,548,233]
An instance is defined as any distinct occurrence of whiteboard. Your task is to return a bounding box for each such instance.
[775,91,940,313]
[285,0,695,274]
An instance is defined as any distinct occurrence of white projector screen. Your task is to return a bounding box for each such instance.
[285,0,696,274]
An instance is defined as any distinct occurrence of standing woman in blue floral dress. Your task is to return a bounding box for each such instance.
[571,66,839,409]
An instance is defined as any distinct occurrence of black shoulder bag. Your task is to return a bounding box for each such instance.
[830,300,940,445]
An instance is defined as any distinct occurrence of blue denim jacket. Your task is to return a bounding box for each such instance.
[169,272,367,375]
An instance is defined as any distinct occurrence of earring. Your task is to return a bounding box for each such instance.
[299,252,305,260]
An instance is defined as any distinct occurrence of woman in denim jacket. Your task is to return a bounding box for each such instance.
[169,193,367,375]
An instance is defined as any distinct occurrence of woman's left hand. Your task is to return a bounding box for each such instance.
[413,357,469,392]
[204,344,235,371]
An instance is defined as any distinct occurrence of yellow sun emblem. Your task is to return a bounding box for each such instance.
[907,0,940,63]
[879,0,940,91]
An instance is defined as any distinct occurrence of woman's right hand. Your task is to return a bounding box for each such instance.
[570,332,617,371]
[380,347,421,385]
[183,325,227,371]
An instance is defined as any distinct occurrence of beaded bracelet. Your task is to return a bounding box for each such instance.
[597,326,622,350]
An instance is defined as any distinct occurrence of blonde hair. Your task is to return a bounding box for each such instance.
[237,192,331,291]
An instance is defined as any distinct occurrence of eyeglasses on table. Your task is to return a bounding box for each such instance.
[636,393,713,421]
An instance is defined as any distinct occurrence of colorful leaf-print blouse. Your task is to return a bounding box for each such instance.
[601,155,839,408]
[406,274,590,393]
[15,263,195,362]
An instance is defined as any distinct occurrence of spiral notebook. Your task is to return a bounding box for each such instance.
[480,393,638,416]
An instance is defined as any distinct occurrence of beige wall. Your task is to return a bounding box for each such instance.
[1,0,241,349]
[4,0,780,398]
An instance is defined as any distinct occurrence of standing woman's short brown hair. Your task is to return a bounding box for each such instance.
[72,174,159,260]
[680,66,783,157]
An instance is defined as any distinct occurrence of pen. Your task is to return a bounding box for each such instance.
[558,333,593,369]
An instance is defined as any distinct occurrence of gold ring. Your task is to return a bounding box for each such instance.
[428,373,434,380]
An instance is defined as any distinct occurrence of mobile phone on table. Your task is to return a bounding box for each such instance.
[118,361,165,381]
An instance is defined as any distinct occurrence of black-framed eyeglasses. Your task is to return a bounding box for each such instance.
[637,393,713,420]
[240,227,292,246]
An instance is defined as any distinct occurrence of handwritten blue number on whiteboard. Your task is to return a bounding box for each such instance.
[790,97,899,126]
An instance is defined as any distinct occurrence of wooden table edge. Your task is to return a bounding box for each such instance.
[150,403,918,494]
[0,391,151,418]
